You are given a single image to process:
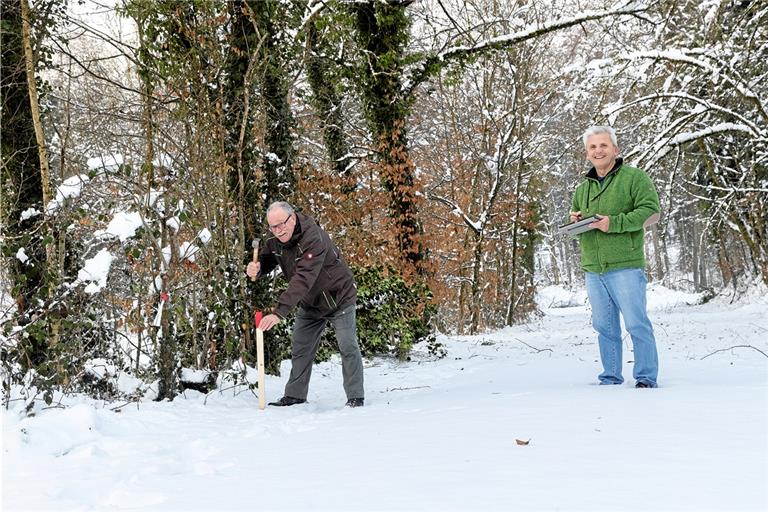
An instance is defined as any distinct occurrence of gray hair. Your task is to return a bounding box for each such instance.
[582,126,618,148]
[266,201,295,218]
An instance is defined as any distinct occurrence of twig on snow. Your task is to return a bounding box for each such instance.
[514,338,553,354]
[700,344,768,360]
[382,385,431,393]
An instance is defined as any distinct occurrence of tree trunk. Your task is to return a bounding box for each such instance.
[156,215,180,401]
[19,0,59,361]
[251,0,296,206]
[0,0,46,326]
[305,19,354,192]
[650,226,664,282]
[351,1,425,275]
[469,233,483,334]
[20,0,53,235]
[690,220,701,290]
[546,235,561,286]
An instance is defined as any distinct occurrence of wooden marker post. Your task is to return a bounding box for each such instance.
[254,311,266,410]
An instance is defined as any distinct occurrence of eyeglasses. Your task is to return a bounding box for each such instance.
[268,214,293,232]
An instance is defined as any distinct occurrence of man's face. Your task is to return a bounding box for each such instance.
[585,133,619,170]
[267,209,295,243]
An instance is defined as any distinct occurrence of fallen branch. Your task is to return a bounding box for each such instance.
[700,345,768,360]
[514,338,553,354]
[383,386,431,392]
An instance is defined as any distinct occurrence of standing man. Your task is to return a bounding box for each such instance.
[247,201,365,407]
[570,126,661,388]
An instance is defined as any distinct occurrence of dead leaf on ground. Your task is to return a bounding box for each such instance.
[515,438,530,446]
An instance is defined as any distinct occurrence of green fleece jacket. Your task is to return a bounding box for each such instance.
[570,158,660,273]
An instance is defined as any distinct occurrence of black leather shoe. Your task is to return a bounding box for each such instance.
[268,396,307,406]
[345,398,364,408]
[635,382,651,388]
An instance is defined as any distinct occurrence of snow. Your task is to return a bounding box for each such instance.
[179,241,200,262]
[14,248,29,265]
[73,248,114,294]
[265,152,282,164]
[84,358,117,380]
[180,368,211,384]
[19,208,41,221]
[2,285,767,511]
[87,153,124,172]
[46,174,90,214]
[166,216,181,232]
[197,228,212,244]
[161,245,172,266]
[95,211,143,242]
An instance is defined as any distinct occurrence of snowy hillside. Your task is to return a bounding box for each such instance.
[2,284,767,511]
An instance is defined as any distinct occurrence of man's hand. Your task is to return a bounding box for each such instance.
[246,261,260,279]
[570,211,582,223]
[258,313,281,331]
[592,215,610,232]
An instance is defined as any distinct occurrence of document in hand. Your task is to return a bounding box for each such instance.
[557,215,602,236]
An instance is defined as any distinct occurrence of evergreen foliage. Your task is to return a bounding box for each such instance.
[352,265,438,360]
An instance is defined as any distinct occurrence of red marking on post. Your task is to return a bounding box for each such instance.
[160,292,169,302]
[254,311,263,328]
[306,253,313,259]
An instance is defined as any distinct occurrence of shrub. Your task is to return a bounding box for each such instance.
[314,265,438,361]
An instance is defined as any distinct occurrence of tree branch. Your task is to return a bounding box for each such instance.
[404,1,653,94]
[700,345,768,360]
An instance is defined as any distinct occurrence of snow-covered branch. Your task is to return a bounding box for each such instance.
[666,123,759,147]
[602,92,766,138]
[295,0,329,40]
[617,49,768,123]
[405,1,653,93]
[640,123,759,170]
[427,193,482,233]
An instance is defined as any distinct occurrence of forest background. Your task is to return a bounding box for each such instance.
[1,0,766,406]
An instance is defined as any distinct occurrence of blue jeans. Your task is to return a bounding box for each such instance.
[585,268,659,387]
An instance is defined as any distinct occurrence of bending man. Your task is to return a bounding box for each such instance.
[247,201,365,407]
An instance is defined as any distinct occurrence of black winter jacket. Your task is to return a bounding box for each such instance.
[257,212,356,318]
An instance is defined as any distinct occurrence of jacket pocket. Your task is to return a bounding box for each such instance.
[601,231,643,264]
[321,291,337,310]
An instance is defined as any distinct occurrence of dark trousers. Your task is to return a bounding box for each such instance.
[284,303,364,400]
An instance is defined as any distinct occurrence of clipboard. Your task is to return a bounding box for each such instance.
[558,215,602,236]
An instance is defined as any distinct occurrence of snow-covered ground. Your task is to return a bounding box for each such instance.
[2,284,767,511]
